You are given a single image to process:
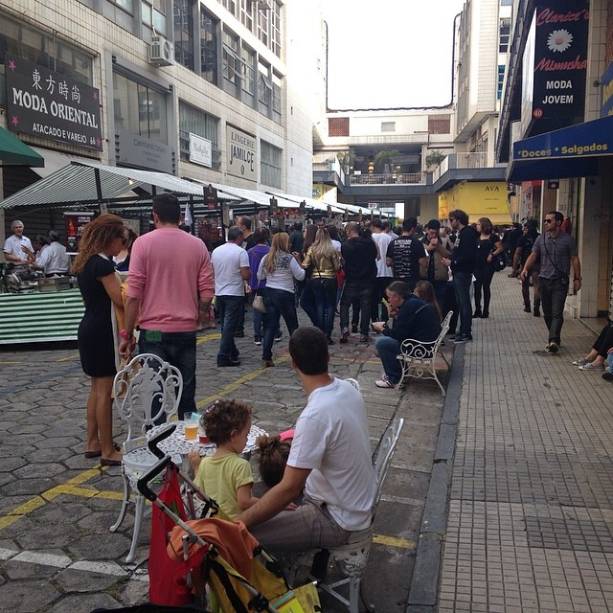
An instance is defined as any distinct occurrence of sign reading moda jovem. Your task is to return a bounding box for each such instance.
[529,1,589,132]
[5,58,102,151]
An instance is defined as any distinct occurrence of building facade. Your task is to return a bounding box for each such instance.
[0,0,318,238]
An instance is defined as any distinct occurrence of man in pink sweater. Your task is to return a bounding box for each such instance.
[119,194,214,419]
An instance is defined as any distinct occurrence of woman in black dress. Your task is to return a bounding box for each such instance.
[473,217,503,319]
[73,214,126,465]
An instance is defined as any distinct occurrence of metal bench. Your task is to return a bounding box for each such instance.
[396,310,453,396]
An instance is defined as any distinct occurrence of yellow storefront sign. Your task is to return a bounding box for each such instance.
[437,181,511,225]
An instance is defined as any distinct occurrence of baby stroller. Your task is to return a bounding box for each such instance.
[113,424,321,613]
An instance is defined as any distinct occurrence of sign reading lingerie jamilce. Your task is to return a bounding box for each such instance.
[523,1,589,136]
[5,57,103,151]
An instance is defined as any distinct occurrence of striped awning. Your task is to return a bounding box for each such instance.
[0,161,239,210]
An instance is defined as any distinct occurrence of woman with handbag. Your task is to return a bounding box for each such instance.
[257,232,305,367]
[473,217,504,319]
[300,228,341,344]
[247,229,271,345]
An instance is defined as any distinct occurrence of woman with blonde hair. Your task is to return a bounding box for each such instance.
[73,214,126,465]
[300,227,341,343]
[257,232,305,367]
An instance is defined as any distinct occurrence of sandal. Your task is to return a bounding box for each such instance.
[84,442,121,458]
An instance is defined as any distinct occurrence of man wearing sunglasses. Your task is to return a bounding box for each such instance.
[520,211,581,353]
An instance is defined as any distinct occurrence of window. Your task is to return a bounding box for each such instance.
[497,65,505,100]
[499,18,511,52]
[381,121,396,133]
[179,102,219,166]
[142,0,167,36]
[257,6,269,47]
[328,117,349,137]
[428,114,451,134]
[223,0,238,17]
[240,0,255,31]
[174,0,194,70]
[113,71,168,143]
[258,61,272,116]
[271,1,281,57]
[272,72,282,122]
[261,140,282,188]
[201,8,218,85]
[241,44,256,97]
[222,28,241,96]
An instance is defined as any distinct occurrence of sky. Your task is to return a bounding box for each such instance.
[323,0,465,109]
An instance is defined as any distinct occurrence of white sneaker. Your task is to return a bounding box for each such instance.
[579,361,603,371]
[571,357,590,366]
[375,376,396,389]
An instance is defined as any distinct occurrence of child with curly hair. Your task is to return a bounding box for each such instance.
[257,434,292,489]
[189,399,258,520]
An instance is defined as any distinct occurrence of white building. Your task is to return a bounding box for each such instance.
[0,0,317,212]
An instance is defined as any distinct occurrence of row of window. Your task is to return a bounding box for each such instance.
[174,3,282,124]
[222,0,282,57]
[327,115,452,137]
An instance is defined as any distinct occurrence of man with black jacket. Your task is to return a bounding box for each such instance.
[445,209,478,344]
[340,222,377,344]
[372,281,441,388]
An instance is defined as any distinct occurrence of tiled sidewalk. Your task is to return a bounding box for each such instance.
[438,274,613,613]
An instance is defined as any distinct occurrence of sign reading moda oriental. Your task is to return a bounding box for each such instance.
[525,1,589,135]
[5,58,102,151]
[226,125,256,182]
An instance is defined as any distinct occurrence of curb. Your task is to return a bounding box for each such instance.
[405,343,466,612]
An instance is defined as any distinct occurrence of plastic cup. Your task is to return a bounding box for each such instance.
[185,422,198,440]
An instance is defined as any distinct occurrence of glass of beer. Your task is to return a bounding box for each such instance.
[184,413,198,440]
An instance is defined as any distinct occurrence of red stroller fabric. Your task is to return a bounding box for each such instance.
[149,468,192,606]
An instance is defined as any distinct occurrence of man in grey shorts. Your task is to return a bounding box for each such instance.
[521,211,582,353]
[239,327,376,552]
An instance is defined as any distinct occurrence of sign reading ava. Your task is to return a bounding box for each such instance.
[5,57,102,151]
[226,125,256,182]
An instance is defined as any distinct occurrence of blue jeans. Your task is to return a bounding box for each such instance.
[216,295,243,363]
[453,272,473,337]
[308,277,337,337]
[375,335,402,384]
[262,288,299,361]
[139,330,196,421]
[606,353,613,374]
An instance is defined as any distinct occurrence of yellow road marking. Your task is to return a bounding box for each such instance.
[197,332,221,345]
[372,534,416,550]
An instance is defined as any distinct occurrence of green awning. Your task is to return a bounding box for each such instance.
[0,127,44,167]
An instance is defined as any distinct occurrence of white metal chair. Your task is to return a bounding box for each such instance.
[299,416,405,612]
[396,310,453,396]
[109,353,183,563]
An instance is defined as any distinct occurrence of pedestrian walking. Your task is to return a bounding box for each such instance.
[235,216,256,338]
[516,220,541,316]
[247,229,271,346]
[473,217,503,319]
[445,209,478,344]
[211,226,251,367]
[520,211,582,353]
[74,214,126,465]
[300,228,341,343]
[340,222,377,344]
[385,217,427,292]
[257,232,305,367]
[120,194,215,419]
[370,219,393,321]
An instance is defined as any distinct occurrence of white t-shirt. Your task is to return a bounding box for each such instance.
[288,377,376,531]
[36,242,70,274]
[211,242,249,296]
[372,232,393,278]
[3,234,33,261]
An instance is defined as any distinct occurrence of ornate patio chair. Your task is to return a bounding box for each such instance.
[396,310,453,396]
[109,353,182,563]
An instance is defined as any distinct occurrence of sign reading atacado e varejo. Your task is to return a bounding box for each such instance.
[5,57,103,151]
[226,125,256,182]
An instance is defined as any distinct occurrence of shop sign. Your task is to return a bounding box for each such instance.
[5,58,102,151]
[116,131,175,174]
[226,125,256,182]
[522,2,589,136]
[64,211,94,253]
[189,133,212,168]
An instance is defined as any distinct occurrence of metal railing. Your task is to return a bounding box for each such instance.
[431,152,506,182]
[348,172,425,185]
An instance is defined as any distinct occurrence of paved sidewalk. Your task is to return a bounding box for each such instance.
[437,274,613,612]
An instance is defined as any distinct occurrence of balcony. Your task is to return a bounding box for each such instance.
[431,152,507,191]
[348,172,426,185]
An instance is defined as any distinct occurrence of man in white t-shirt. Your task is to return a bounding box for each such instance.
[211,226,250,367]
[371,219,393,321]
[239,327,376,552]
[3,220,33,264]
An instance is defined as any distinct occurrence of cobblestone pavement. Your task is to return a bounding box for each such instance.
[438,274,613,613]
[0,311,452,612]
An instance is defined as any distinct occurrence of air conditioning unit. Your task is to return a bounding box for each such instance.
[149,35,174,67]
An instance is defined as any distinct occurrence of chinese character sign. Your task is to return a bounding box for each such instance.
[6,58,103,151]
